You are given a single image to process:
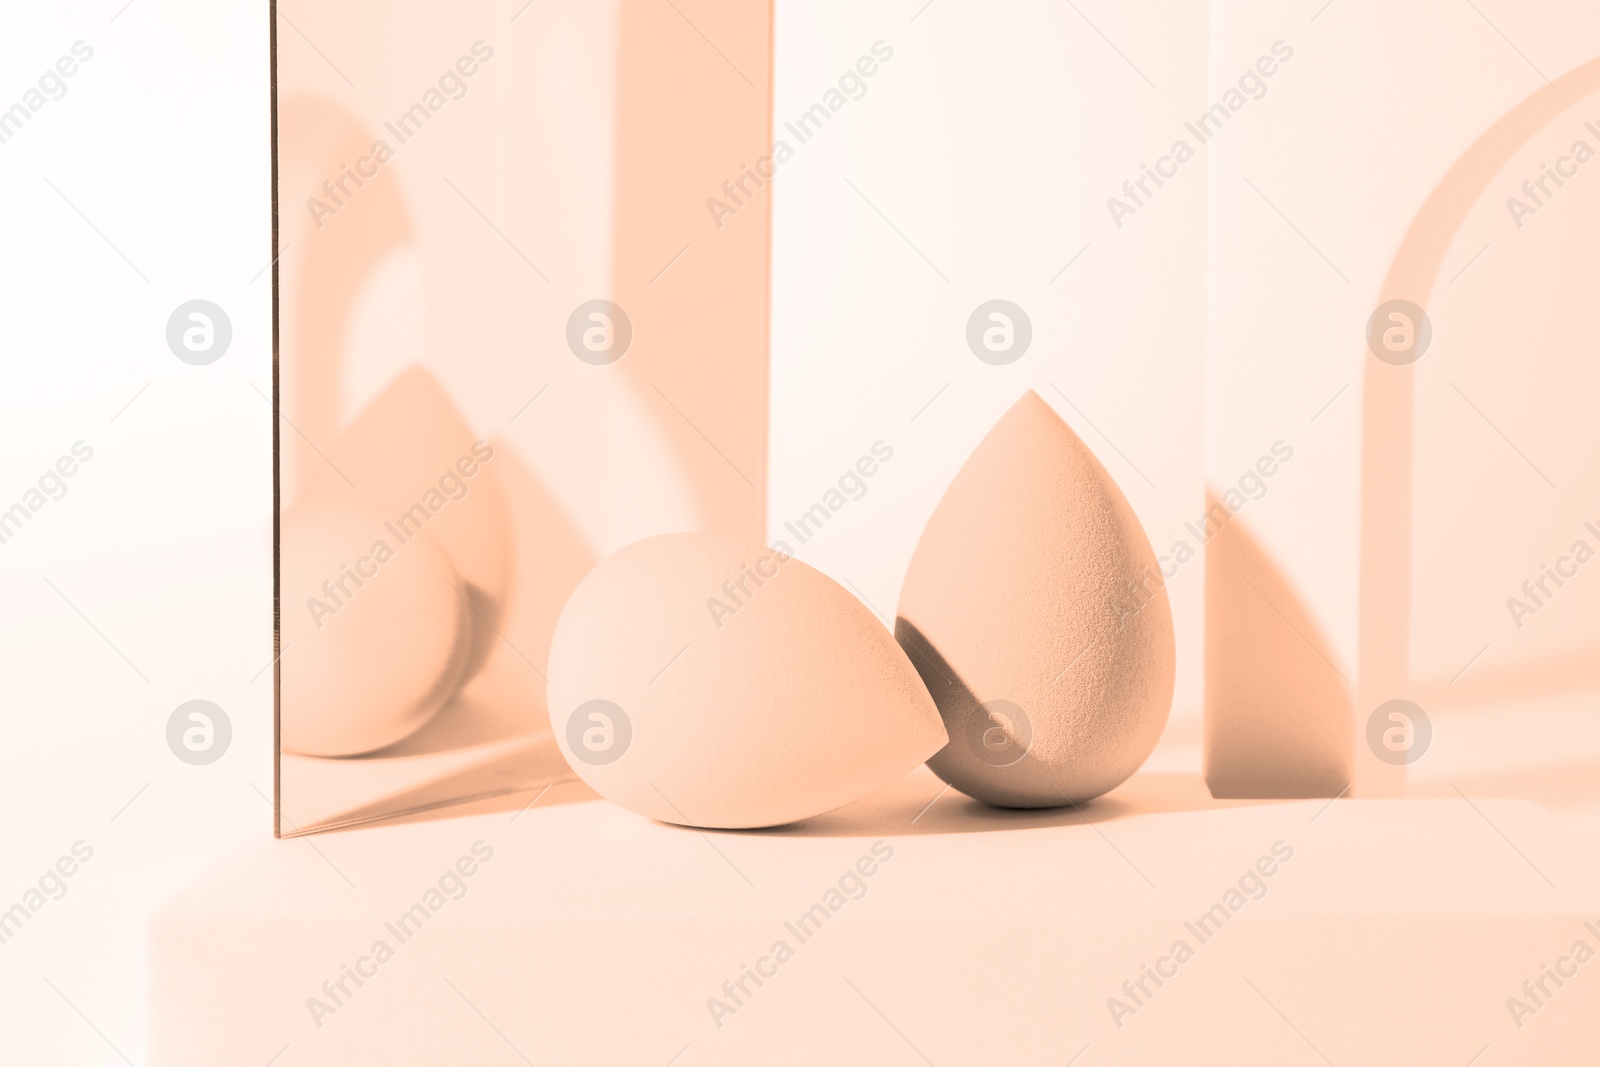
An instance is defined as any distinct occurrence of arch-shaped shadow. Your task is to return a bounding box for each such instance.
[276,94,414,488]
[1357,58,1600,734]
[1208,58,1600,799]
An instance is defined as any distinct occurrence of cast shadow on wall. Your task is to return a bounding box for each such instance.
[1205,57,1600,801]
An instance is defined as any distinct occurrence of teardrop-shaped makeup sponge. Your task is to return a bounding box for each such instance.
[896,390,1175,807]
[547,533,948,829]
[302,367,511,681]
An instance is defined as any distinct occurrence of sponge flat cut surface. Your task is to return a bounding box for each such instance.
[898,391,1176,806]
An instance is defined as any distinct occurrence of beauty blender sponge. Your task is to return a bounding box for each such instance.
[280,501,473,756]
[896,390,1175,807]
[302,366,511,678]
[547,532,948,829]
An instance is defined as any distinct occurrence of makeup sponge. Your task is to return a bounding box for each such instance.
[303,366,511,679]
[547,532,948,829]
[896,390,1174,807]
[279,501,473,756]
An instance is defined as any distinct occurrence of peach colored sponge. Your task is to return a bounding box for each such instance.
[897,391,1175,806]
[279,501,472,757]
[548,533,948,829]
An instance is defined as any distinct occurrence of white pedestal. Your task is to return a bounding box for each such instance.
[149,767,1600,1065]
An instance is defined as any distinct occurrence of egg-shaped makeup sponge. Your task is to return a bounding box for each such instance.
[896,390,1175,807]
[547,532,948,829]
[303,367,511,680]
[280,501,472,757]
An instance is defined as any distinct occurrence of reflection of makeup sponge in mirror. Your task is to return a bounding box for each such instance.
[896,390,1175,807]
[547,533,948,829]
[280,501,472,757]
[304,366,510,676]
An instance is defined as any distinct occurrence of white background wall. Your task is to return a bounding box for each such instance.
[0,3,273,1063]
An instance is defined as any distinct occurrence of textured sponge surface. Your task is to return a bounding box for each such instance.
[897,391,1175,806]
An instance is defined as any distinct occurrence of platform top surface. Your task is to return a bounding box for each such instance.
[159,768,1600,924]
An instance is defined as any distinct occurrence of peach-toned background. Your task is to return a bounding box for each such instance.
[3,0,1600,1063]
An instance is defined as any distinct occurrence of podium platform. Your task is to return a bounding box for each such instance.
[149,766,1600,1065]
